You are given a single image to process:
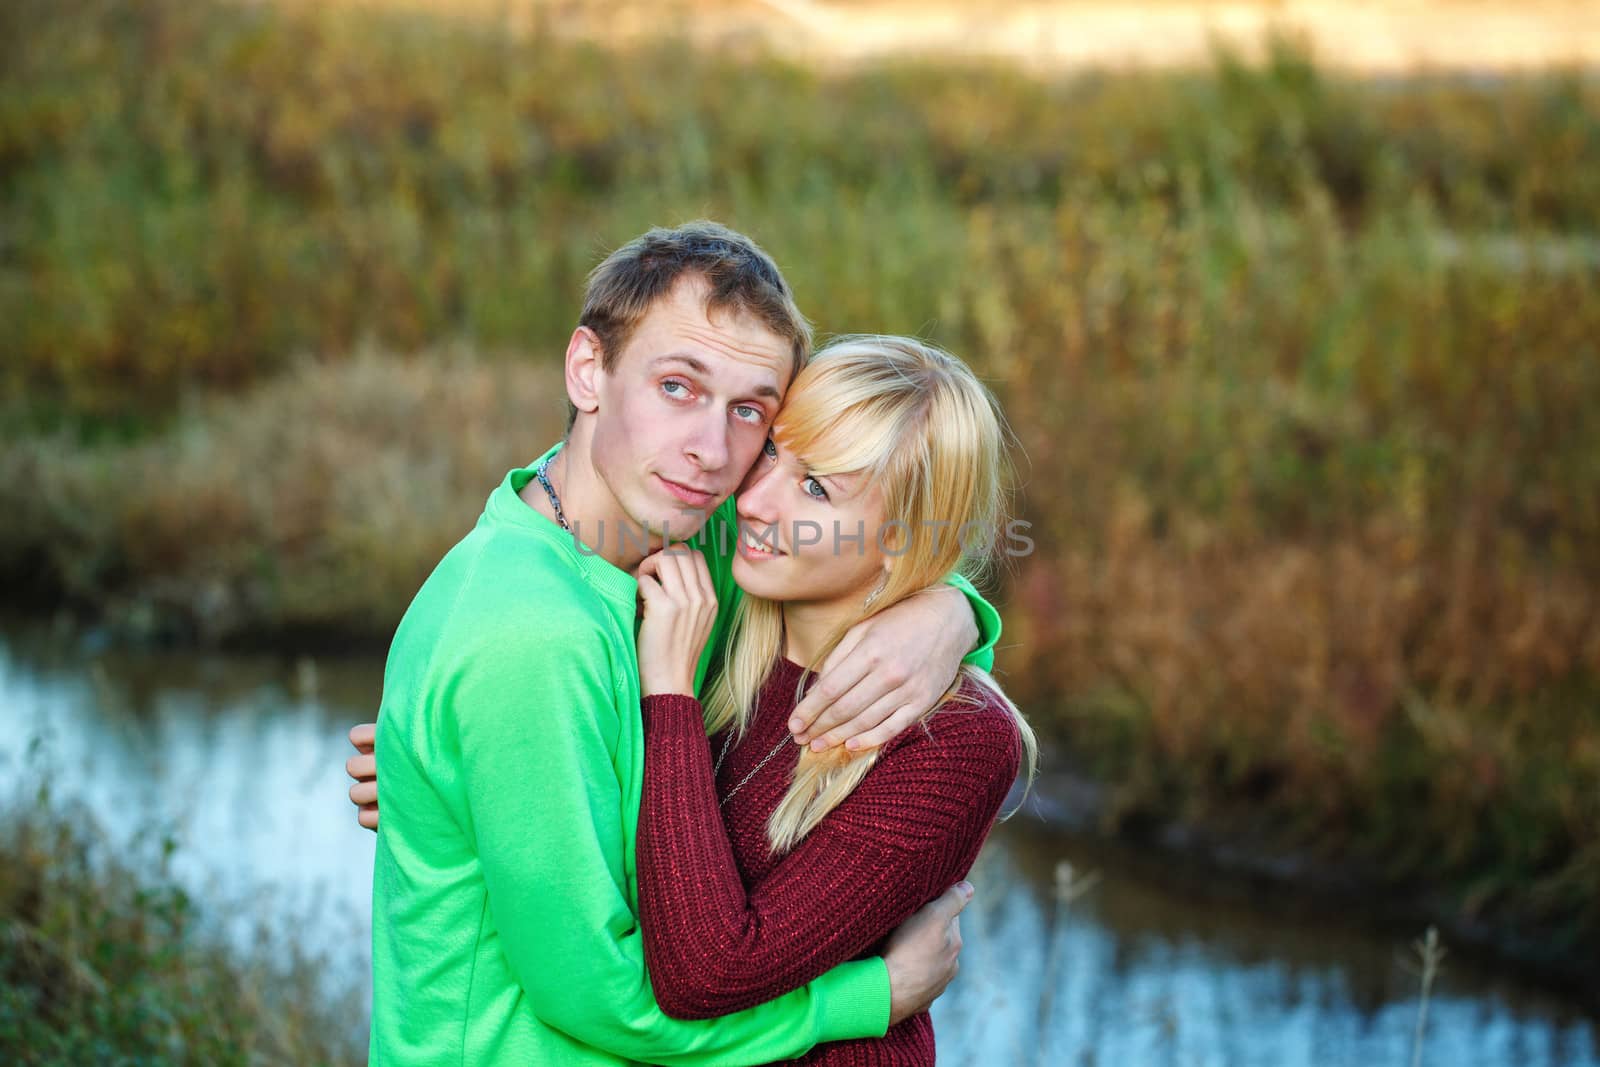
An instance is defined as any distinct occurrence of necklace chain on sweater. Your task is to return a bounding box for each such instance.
[533,457,570,532]
[713,730,794,807]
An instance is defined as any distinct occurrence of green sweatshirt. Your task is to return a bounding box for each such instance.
[370,450,1000,1065]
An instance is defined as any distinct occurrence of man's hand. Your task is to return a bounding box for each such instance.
[789,584,978,752]
[347,723,379,831]
[884,881,973,1026]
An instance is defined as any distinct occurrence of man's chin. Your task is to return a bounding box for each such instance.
[635,507,716,545]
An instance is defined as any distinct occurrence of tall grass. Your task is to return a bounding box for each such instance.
[2,0,1597,964]
[3,0,1598,419]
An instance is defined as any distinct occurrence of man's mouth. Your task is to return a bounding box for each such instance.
[657,475,716,508]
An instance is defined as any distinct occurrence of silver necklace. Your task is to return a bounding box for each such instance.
[713,729,795,807]
[533,455,570,532]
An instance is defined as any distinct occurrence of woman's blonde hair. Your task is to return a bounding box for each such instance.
[702,335,1037,854]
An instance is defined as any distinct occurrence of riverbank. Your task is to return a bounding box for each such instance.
[2,350,564,647]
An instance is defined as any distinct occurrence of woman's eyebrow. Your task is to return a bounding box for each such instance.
[815,471,858,497]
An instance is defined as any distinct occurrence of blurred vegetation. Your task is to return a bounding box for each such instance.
[2,0,1597,965]
[5,0,1599,420]
[0,773,363,1065]
[1,350,563,644]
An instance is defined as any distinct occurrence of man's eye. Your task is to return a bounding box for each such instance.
[734,404,763,423]
[662,380,688,398]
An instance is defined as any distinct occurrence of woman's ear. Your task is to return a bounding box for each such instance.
[566,326,603,416]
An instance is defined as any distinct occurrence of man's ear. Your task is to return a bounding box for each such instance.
[566,326,604,416]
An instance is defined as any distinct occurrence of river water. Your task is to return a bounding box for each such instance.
[1,620,1594,1066]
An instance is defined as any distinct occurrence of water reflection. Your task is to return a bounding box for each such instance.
[0,622,1593,1066]
[939,827,1597,1065]
[0,623,376,989]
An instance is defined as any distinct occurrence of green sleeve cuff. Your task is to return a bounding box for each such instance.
[943,571,1000,673]
[812,956,891,1043]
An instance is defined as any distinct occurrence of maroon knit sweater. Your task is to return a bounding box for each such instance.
[638,657,1021,1066]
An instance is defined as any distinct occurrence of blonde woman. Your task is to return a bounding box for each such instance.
[633,336,1036,1065]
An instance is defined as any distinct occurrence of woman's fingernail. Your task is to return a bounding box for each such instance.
[845,739,861,751]
[788,718,803,732]
[810,738,829,752]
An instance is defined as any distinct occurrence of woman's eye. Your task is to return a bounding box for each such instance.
[762,438,777,459]
[803,477,828,501]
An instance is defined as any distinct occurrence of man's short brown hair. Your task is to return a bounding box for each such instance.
[567,221,811,432]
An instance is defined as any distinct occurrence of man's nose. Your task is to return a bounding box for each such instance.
[684,409,730,472]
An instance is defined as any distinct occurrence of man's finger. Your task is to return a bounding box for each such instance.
[838,702,924,753]
[350,780,378,807]
[808,624,866,703]
[806,688,902,752]
[349,722,376,751]
[346,753,376,781]
[803,665,900,744]
[790,655,872,739]
[929,881,975,923]
[819,620,866,675]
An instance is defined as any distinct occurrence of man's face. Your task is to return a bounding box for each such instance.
[589,275,794,542]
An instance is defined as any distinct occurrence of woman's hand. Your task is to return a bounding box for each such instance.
[635,548,717,698]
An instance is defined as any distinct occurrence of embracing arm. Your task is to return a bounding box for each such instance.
[636,690,1019,1019]
[456,631,889,1065]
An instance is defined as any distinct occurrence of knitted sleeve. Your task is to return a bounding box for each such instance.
[636,690,1020,1019]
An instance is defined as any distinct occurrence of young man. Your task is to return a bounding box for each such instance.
[357,223,1002,1064]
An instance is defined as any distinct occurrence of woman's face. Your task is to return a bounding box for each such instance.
[730,435,889,608]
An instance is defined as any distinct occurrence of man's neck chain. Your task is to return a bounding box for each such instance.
[534,455,570,532]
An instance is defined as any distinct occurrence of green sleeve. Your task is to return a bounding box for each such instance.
[692,498,1002,681]
[456,621,889,1064]
[944,570,1001,673]
[691,497,745,695]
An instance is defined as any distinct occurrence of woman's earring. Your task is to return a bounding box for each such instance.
[863,575,888,611]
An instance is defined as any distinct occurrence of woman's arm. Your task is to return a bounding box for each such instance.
[637,690,1020,1020]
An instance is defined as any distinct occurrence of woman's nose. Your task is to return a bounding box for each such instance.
[736,461,781,526]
